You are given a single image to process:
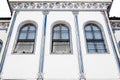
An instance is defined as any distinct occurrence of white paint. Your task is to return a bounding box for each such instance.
[1,11,119,80]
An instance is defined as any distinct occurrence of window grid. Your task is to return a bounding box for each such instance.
[52,24,71,54]
[85,24,107,53]
[14,24,36,54]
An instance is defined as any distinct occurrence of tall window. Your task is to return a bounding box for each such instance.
[0,42,2,53]
[85,23,107,53]
[52,24,71,54]
[14,24,36,54]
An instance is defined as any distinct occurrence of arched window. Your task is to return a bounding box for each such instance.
[14,24,36,53]
[0,42,2,53]
[85,23,107,53]
[52,24,71,54]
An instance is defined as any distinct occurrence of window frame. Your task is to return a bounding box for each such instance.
[14,23,36,54]
[84,23,107,54]
[51,24,71,54]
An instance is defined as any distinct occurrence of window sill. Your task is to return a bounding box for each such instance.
[87,52,109,54]
[12,51,34,55]
[51,52,72,55]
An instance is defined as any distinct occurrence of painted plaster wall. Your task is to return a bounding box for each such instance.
[2,11,44,79]
[78,11,119,79]
[1,11,119,80]
[0,30,7,63]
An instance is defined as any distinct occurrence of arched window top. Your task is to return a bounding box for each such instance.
[84,23,107,53]
[52,23,71,54]
[18,24,36,41]
[85,23,100,31]
[14,23,36,53]
[20,24,36,31]
[52,24,69,40]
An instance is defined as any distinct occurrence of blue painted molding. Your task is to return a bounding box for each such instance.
[73,11,86,80]
[38,14,47,80]
[0,11,17,73]
[104,12,120,72]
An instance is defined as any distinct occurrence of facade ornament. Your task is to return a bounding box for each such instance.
[110,22,120,30]
[9,2,111,11]
[72,11,79,16]
[0,22,9,30]
[42,10,49,15]
[37,73,44,80]
[79,72,86,80]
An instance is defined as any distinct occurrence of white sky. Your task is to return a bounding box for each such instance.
[0,0,120,17]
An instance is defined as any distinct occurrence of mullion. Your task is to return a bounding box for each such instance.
[26,26,30,39]
[60,25,62,39]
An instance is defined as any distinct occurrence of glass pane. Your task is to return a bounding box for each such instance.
[21,27,28,31]
[53,32,60,39]
[92,26,100,31]
[88,49,96,53]
[85,26,91,31]
[19,32,27,39]
[96,42,105,49]
[94,31,102,39]
[61,26,68,30]
[86,32,93,39]
[54,26,60,31]
[29,26,36,31]
[97,49,106,53]
[28,32,35,39]
[61,32,69,39]
[87,43,95,49]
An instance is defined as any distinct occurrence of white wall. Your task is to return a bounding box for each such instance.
[78,11,119,79]
[2,11,44,79]
[1,11,119,80]
[43,11,79,80]
[0,30,7,63]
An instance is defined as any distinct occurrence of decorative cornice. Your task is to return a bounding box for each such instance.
[0,22,9,30]
[9,1,111,11]
[110,21,120,30]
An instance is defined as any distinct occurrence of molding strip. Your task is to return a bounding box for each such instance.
[9,1,111,11]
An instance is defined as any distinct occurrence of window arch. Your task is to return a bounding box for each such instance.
[52,24,71,54]
[0,41,2,53]
[85,23,107,53]
[14,24,36,53]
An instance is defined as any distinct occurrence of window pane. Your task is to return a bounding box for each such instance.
[97,49,106,53]
[86,32,93,39]
[88,49,96,53]
[61,26,68,30]
[96,42,105,49]
[94,31,102,39]
[87,42,95,49]
[61,32,69,39]
[19,32,27,39]
[21,27,28,31]
[53,32,60,39]
[29,26,36,31]
[92,26,99,31]
[28,32,35,39]
[85,26,91,31]
[54,26,60,31]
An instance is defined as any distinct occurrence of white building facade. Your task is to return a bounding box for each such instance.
[0,0,120,80]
